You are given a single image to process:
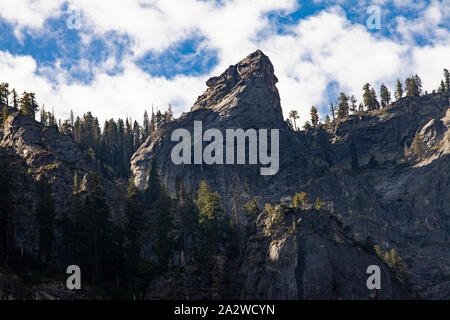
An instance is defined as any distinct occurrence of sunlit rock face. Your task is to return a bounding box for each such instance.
[134,50,450,299]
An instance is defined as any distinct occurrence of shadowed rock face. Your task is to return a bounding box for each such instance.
[0,113,126,263]
[131,50,324,205]
[191,49,283,125]
[132,50,450,299]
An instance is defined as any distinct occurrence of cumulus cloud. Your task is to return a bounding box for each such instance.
[0,0,64,39]
[0,0,448,126]
[0,50,206,122]
[260,8,410,121]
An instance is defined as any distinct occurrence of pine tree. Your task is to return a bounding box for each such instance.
[40,105,48,125]
[380,84,391,108]
[48,108,56,126]
[154,186,175,271]
[19,92,32,116]
[196,180,226,257]
[150,107,156,132]
[70,110,74,127]
[330,103,336,120]
[145,158,161,204]
[78,172,117,284]
[395,79,403,100]
[165,104,174,122]
[29,93,39,119]
[2,106,8,125]
[286,118,294,130]
[310,106,319,127]
[125,178,146,276]
[143,110,150,141]
[337,93,349,119]
[439,80,446,93]
[411,132,426,158]
[350,95,357,114]
[36,177,56,264]
[414,74,422,95]
[155,110,163,129]
[405,75,422,97]
[133,120,141,151]
[405,77,414,96]
[303,121,312,130]
[363,83,373,111]
[292,192,308,208]
[444,69,450,91]
[370,88,380,110]
[289,110,299,130]
[10,89,18,110]
[0,83,9,108]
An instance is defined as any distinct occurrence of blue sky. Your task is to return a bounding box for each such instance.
[0,0,448,124]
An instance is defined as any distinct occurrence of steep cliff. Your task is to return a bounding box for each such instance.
[132,50,450,299]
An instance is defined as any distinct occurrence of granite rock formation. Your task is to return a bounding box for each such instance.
[132,50,450,299]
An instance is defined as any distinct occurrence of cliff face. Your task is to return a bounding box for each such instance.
[131,50,329,209]
[0,113,126,299]
[146,208,411,300]
[132,50,450,299]
[1,50,448,300]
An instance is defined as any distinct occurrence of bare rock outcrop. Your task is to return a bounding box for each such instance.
[133,50,450,299]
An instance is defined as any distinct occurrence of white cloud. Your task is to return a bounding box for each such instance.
[0,0,64,39]
[0,0,448,126]
[0,51,206,123]
[412,44,450,91]
[260,8,408,121]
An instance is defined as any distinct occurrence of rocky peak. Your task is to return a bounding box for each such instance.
[190,50,283,126]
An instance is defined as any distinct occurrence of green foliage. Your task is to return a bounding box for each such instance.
[125,179,146,275]
[375,246,408,282]
[244,199,260,218]
[2,105,8,125]
[289,110,299,130]
[395,79,403,100]
[0,152,14,265]
[362,83,380,111]
[265,203,286,233]
[195,180,229,258]
[310,106,319,127]
[405,75,422,97]
[154,186,175,272]
[19,92,39,119]
[314,197,325,210]
[36,177,56,264]
[303,121,312,130]
[411,132,426,158]
[145,158,161,204]
[438,80,446,93]
[380,83,391,108]
[337,93,349,120]
[73,172,79,194]
[0,82,10,109]
[292,192,308,208]
[444,69,450,91]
